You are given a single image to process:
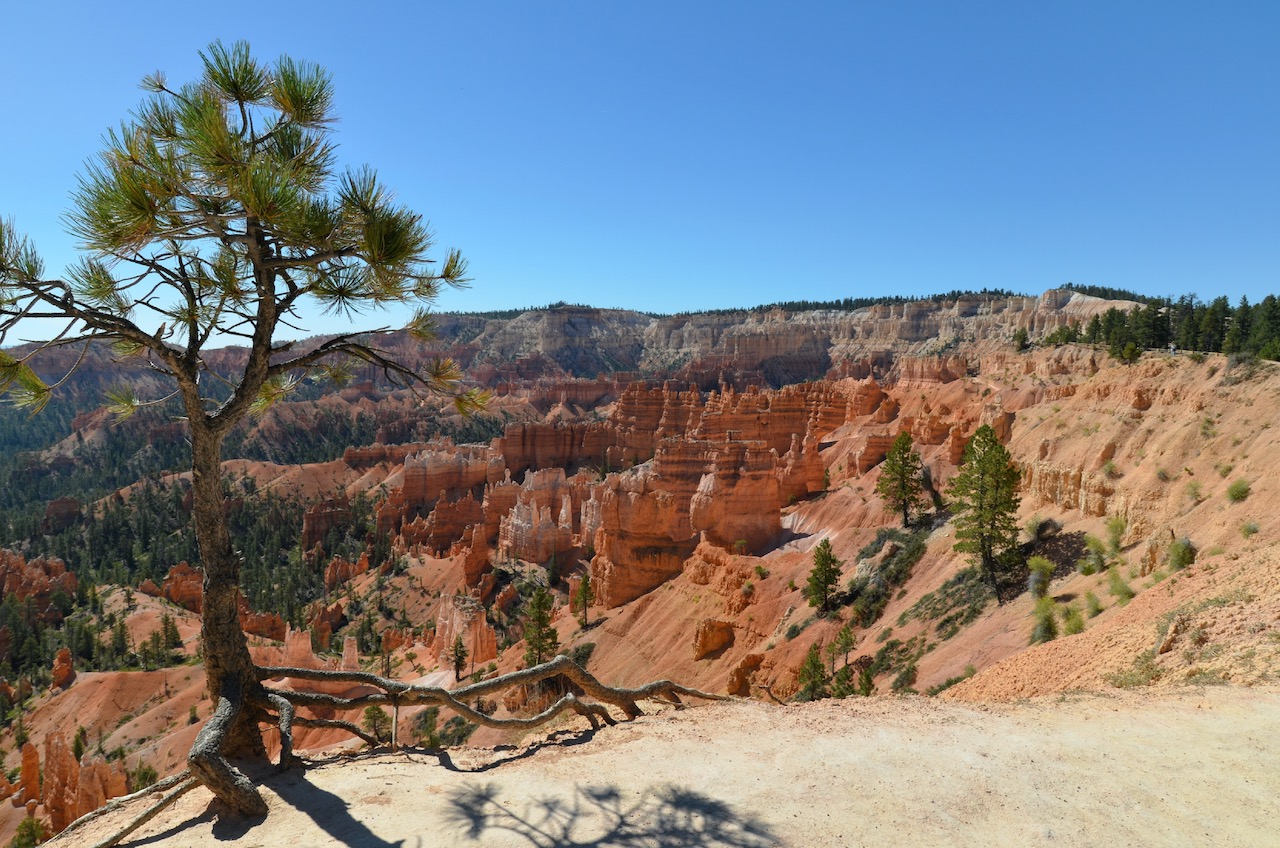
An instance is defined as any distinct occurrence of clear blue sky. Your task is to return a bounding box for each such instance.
[3,2,1278,335]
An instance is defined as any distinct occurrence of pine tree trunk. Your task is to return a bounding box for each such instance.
[186,422,268,815]
[190,424,263,754]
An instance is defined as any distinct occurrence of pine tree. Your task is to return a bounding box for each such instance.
[795,642,830,702]
[450,634,469,682]
[523,587,560,668]
[574,573,594,628]
[833,622,856,666]
[0,41,483,814]
[804,539,842,615]
[361,705,390,743]
[949,424,1022,603]
[875,431,926,527]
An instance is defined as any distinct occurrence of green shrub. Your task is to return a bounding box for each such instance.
[1167,537,1196,571]
[1077,534,1106,575]
[1185,480,1203,503]
[924,665,977,696]
[1104,650,1162,688]
[890,662,918,692]
[1226,479,1252,503]
[1105,515,1127,553]
[1241,521,1260,539]
[1029,596,1059,644]
[785,623,803,641]
[1060,604,1085,635]
[440,716,476,746]
[6,817,48,848]
[128,762,158,791]
[412,707,441,747]
[846,527,928,627]
[1026,556,1055,599]
[1108,567,1135,605]
[1085,592,1104,618]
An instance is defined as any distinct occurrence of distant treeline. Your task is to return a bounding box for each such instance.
[1044,294,1280,360]
[455,289,1036,320]
[1058,282,1155,304]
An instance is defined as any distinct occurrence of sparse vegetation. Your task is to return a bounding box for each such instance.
[925,665,977,696]
[1167,538,1196,571]
[1108,567,1136,605]
[1226,479,1252,503]
[1105,515,1127,554]
[1077,534,1107,576]
[1026,556,1055,599]
[1241,521,1260,539]
[846,527,929,627]
[1060,604,1085,635]
[1029,597,1059,644]
[1105,650,1162,688]
[899,567,991,640]
[6,816,49,848]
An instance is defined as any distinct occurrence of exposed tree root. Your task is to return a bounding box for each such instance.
[262,691,299,772]
[62,656,724,846]
[256,654,727,736]
[53,770,195,844]
[186,676,269,817]
[82,776,202,848]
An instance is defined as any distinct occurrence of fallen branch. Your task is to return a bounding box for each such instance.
[56,656,725,846]
[53,770,195,843]
[84,776,202,848]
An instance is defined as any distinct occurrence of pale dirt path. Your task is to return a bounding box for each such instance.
[65,686,1280,848]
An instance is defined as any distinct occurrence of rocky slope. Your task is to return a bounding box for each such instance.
[6,289,1279,843]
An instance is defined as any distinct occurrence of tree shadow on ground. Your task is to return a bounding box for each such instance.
[409,726,599,773]
[204,767,413,848]
[446,782,780,847]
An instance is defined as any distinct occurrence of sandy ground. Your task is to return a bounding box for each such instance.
[62,685,1279,848]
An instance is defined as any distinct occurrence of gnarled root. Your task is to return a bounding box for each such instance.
[187,676,268,817]
[53,770,196,846]
[261,691,299,771]
[255,655,726,740]
[81,775,201,848]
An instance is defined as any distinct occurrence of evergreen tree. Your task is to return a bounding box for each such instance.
[450,634,469,682]
[875,431,926,527]
[0,41,483,814]
[574,573,594,628]
[804,539,842,615]
[795,642,830,702]
[522,587,559,668]
[833,622,857,666]
[949,425,1022,603]
[361,705,390,743]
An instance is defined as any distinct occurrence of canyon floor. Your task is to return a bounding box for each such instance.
[65,684,1279,848]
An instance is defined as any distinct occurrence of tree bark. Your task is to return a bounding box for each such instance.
[188,422,267,760]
